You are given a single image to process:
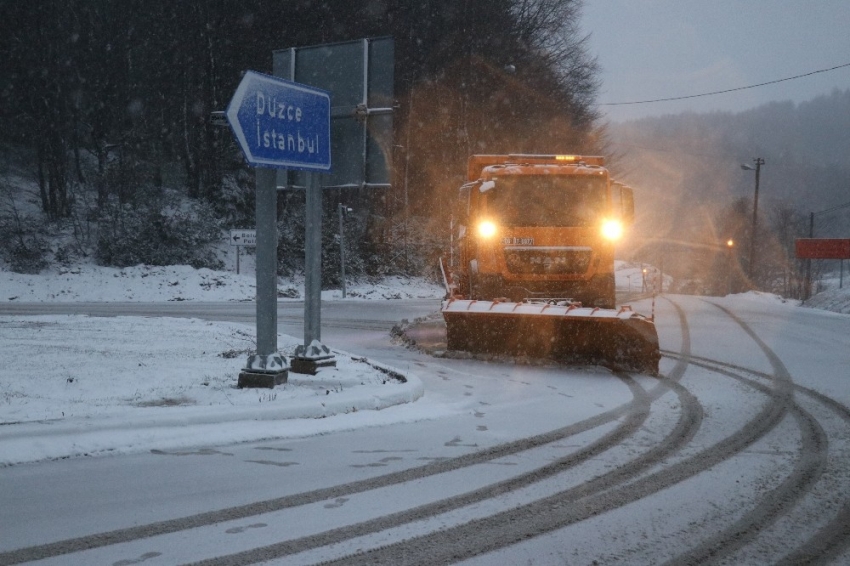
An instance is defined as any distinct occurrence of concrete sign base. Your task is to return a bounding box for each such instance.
[291,340,337,375]
[238,370,288,389]
[239,352,289,388]
[290,358,336,376]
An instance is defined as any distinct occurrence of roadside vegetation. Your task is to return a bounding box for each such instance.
[0,0,601,284]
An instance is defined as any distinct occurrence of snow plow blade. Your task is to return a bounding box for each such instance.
[442,299,660,375]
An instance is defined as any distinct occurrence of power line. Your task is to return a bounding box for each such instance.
[814,199,850,217]
[600,62,850,106]
[610,141,735,161]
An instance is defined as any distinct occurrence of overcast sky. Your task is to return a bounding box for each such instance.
[581,0,850,122]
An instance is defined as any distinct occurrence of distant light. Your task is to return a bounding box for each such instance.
[727,239,735,247]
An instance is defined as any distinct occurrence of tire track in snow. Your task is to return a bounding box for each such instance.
[182,375,662,566]
[0,375,650,565]
[304,298,813,565]
[660,357,826,565]
[662,351,850,565]
[776,384,850,565]
[659,301,827,565]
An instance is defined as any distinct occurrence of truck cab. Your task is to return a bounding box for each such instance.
[452,155,634,307]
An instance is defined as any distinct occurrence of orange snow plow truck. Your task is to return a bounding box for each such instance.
[442,154,660,374]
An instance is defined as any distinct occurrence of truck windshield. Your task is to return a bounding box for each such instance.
[486,175,608,227]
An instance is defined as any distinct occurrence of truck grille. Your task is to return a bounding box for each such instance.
[503,246,592,275]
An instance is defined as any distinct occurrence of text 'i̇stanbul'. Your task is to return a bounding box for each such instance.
[254,90,320,155]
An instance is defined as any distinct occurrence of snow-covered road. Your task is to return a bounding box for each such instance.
[2,289,850,564]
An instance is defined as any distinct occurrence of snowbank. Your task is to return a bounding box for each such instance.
[1,264,444,303]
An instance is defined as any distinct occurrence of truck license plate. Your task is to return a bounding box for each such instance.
[502,237,534,245]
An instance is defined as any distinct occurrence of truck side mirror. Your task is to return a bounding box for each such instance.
[620,186,635,225]
[456,184,473,225]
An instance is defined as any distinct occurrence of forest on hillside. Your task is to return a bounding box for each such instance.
[2,0,846,300]
[0,0,602,280]
[610,89,850,298]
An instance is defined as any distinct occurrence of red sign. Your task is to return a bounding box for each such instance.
[795,238,850,259]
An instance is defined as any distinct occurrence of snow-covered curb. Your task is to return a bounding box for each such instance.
[0,359,423,467]
[0,315,425,467]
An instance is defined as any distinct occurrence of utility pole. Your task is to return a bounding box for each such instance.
[338,203,351,298]
[727,239,735,295]
[805,211,814,300]
[741,158,765,285]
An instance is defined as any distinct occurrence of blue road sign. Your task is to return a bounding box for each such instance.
[226,71,331,171]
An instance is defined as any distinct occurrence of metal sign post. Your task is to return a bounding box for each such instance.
[224,71,331,387]
[253,167,281,380]
[289,171,336,374]
[304,172,321,347]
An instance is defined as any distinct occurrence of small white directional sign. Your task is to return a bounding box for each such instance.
[225,70,331,171]
[230,229,257,247]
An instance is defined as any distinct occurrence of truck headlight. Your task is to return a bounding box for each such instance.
[601,219,623,241]
[478,220,498,238]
